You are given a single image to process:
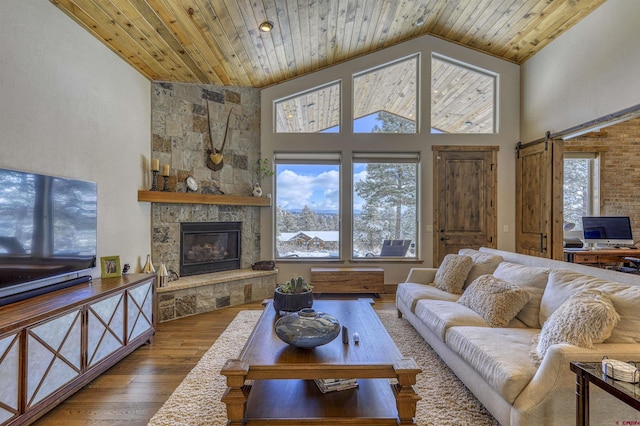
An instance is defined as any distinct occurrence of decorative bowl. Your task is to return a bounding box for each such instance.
[274,308,340,349]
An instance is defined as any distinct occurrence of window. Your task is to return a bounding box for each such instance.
[274,153,341,259]
[431,55,496,133]
[563,152,600,232]
[353,55,418,133]
[352,153,419,258]
[274,82,341,133]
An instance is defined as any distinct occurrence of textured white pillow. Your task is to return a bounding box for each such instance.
[434,254,473,295]
[540,270,640,343]
[532,290,620,364]
[457,274,530,327]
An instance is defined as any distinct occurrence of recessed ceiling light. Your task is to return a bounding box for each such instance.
[259,21,274,32]
[415,17,425,26]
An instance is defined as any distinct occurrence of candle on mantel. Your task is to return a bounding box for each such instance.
[162,164,170,176]
[151,158,160,171]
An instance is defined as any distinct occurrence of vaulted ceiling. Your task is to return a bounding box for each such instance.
[51,0,606,88]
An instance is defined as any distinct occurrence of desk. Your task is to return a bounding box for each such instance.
[570,361,640,426]
[563,248,639,269]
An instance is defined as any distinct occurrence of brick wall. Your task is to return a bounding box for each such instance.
[566,116,640,240]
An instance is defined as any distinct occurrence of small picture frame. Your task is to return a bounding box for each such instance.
[100,256,121,278]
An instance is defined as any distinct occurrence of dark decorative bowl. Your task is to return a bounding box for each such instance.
[272,288,313,314]
[274,308,341,349]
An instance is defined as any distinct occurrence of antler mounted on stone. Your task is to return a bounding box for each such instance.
[206,101,232,171]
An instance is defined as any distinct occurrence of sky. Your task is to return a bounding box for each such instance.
[276,164,368,213]
[276,115,382,213]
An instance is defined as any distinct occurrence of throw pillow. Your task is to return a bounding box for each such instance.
[457,274,530,327]
[492,262,550,328]
[458,249,503,288]
[434,254,473,294]
[531,289,620,364]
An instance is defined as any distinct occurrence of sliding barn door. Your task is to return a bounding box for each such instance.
[433,146,498,265]
[515,135,564,259]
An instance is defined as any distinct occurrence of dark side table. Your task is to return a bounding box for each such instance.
[570,361,640,426]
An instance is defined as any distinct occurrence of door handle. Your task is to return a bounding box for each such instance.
[440,237,450,241]
[540,233,547,253]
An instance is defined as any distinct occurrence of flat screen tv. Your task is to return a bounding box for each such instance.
[581,216,634,247]
[0,167,97,305]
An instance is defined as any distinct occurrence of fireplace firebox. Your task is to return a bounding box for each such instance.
[180,222,241,277]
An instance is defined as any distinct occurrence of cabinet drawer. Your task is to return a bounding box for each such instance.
[573,254,623,264]
[573,254,599,263]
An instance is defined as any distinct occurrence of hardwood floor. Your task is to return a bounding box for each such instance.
[33,294,397,426]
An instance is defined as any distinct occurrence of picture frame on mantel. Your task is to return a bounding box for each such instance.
[100,255,121,278]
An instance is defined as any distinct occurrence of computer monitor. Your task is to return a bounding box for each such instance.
[581,216,634,246]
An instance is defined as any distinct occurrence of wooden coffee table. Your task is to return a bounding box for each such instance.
[221,299,421,425]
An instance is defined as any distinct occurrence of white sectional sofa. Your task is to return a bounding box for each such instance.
[396,247,640,425]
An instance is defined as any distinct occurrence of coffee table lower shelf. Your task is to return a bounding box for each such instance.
[243,378,399,425]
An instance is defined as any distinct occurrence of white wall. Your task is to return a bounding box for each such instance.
[261,34,520,283]
[0,0,152,277]
[521,0,640,142]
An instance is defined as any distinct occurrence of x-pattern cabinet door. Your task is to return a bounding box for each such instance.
[26,309,82,408]
[0,332,20,424]
[127,280,154,343]
[87,291,125,368]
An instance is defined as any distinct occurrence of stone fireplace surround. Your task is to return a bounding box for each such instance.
[150,82,277,322]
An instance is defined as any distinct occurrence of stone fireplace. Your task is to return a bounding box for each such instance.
[150,81,277,322]
[180,221,241,276]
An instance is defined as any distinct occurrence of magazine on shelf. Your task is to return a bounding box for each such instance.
[314,378,358,393]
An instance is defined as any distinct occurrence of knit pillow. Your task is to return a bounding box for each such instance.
[531,290,620,364]
[434,254,473,294]
[457,274,530,327]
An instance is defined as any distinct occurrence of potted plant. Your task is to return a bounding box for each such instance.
[273,275,313,314]
[252,158,275,197]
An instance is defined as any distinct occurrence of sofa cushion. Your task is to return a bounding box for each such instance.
[532,289,620,364]
[434,254,473,294]
[540,269,640,343]
[492,262,550,328]
[414,299,488,342]
[396,283,460,313]
[458,248,504,288]
[457,274,530,327]
[446,326,539,404]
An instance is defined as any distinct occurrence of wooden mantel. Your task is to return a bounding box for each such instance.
[137,190,271,207]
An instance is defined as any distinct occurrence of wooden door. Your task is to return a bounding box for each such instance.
[515,135,564,259]
[433,146,498,265]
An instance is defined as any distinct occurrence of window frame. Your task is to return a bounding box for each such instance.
[273,152,342,260]
[273,80,342,134]
[352,54,420,134]
[431,53,498,134]
[563,150,601,234]
[351,152,420,260]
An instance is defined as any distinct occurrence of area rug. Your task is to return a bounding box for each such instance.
[148,310,499,426]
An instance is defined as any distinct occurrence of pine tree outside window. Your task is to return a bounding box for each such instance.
[353,153,419,258]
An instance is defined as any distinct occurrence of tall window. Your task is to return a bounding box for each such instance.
[274,153,341,259]
[353,153,419,258]
[564,152,600,231]
[431,55,496,133]
[353,55,418,133]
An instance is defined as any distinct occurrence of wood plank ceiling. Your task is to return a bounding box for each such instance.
[50,0,607,133]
